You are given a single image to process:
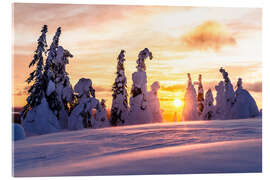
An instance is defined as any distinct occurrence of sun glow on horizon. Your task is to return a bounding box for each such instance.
[174,99,183,107]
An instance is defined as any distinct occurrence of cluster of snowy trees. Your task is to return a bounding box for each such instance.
[21,26,163,136]
[181,67,261,121]
[19,25,261,137]
[21,26,112,136]
[110,48,163,125]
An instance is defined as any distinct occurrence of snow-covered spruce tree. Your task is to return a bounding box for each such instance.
[94,99,110,128]
[231,78,259,119]
[51,46,74,129]
[21,25,48,117]
[219,67,235,119]
[68,78,99,130]
[110,50,129,126]
[44,27,62,115]
[214,81,226,119]
[181,73,199,121]
[128,48,153,124]
[195,74,204,116]
[21,25,61,136]
[147,81,163,123]
[201,89,215,120]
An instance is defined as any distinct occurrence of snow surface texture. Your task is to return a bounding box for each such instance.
[14,118,261,176]
[182,73,199,121]
[22,98,61,136]
[13,124,26,141]
[147,81,163,123]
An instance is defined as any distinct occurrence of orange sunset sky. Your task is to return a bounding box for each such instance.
[12,3,262,122]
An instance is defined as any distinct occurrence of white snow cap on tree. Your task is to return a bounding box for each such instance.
[201,89,215,120]
[181,73,199,121]
[215,81,226,120]
[147,81,163,123]
[68,78,97,130]
[231,78,260,119]
[128,48,153,125]
[110,50,129,126]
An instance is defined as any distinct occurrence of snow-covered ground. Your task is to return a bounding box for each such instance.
[13,118,262,177]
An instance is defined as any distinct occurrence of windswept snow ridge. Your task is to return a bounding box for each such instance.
[14,118,262,176]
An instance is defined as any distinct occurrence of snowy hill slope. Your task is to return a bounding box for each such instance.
[13,118,262,177]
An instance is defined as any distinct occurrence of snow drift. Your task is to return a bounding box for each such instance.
[14,118,262,177]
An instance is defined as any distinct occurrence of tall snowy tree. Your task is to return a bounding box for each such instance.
[21,25,61,136]
[21,25,48,117]
[128,48,153,124]
[44,27,62,114]
[68,78,99,130]
[181,73,199,121]
[219,67,235,119]
[196,74,204,116]
[201,89,215,120]
[147,81,163,123]
[52,46,74,128]
[231,78,259,119]
[110,50,129,126]
[214,81,226,119]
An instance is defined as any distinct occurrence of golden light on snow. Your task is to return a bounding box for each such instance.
[174,99,183,107]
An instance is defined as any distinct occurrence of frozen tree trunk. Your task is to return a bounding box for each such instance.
[110,50,129,126]
[231,78,259,119]
[181,73,199,121]
[128,48,153,125]
[219,67,235,119]
[201,89,215,120]
[147,81,163,123]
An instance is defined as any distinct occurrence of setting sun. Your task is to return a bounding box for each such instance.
[174,99,183,107]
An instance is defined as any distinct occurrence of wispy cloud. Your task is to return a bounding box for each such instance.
[244,81,262,93]
[181,21,236,51]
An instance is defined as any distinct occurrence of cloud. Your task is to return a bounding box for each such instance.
[94,86,112,93]
[160,84,186,92]
[244,81,262,93]
[181,21,236,51]
[13,86,29,96]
